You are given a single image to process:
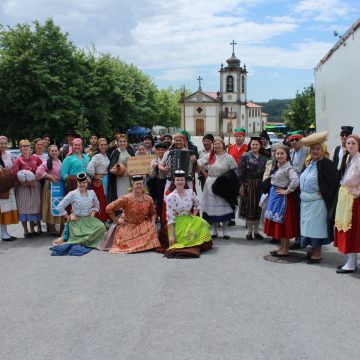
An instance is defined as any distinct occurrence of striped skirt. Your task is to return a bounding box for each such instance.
[16,182,41,221]
[240,179,262,220]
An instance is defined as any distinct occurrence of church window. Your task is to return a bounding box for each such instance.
[224,107,229,117]
[241,75,245,93]
[226,76,234,92]
[197,106,203,114]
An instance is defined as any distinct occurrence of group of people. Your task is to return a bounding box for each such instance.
[0,125,359,271]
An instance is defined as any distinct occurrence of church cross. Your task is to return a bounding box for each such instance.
[197,76,203,91]
[230,40,237,54]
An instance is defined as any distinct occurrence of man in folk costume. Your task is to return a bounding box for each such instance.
[288,130,310,250]
[227,128,248,165]
[330,126,354,170]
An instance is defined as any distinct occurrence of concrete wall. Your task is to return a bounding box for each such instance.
[315,27,360,152]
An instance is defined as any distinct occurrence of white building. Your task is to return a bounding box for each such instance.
[180,49,263,136]
[315,18,360,151]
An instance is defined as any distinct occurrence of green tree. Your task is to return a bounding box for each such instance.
[155,87,181,128]
[0,19,82,143]
[282,84,315,130]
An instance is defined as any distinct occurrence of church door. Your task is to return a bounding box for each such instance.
[196,119,204,136]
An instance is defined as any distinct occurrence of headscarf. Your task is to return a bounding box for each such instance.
[208,136,225,165]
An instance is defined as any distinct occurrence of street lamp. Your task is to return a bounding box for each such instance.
[80,105,86,141]
[180,85,186,131]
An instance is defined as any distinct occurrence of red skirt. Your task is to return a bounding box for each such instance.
[264,192,300,240]
[92,181,108,222]
[334,198,360,254]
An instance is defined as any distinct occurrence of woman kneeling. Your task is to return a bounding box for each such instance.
[100,175,160,254]
[165,170,212,258]
[54,172,106,248]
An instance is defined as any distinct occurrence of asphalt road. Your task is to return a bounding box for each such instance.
[1,219,360,360]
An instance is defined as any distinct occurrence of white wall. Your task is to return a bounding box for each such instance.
[315,27,360,152]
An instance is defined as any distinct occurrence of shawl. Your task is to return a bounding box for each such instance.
[211,169,239,210]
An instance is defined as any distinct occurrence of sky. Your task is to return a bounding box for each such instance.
[0,0,359,101]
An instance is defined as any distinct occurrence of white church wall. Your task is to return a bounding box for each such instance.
[186,118,194,133]
[315,24,360,151]
[206,107,216,116]
[185,106,194,116]
[206,117,216,132]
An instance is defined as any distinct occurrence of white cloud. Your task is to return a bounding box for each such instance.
[294,0,355,22]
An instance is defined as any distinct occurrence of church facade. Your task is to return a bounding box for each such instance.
[180,49,265,136]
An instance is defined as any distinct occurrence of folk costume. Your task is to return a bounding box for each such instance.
[60,152,90,193]
[334,152,360,258]
[56,187,106,248]
[100,194,160,254]
[13,154,43,222]
[108,148,132,203]
[0,150,19,235]
[36,157,65,227]
[264,160,300,240]
[87,153,110,222]
[197,141,237,238]
[299,132,340,248]
[165,188,212,258]
[238,148,268,224]
[330,126,354,170]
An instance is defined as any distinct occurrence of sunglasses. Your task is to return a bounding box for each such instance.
[340,133,350,137]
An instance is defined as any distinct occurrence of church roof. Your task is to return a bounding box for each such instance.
[246,102,262,108]
[205,92,219,100]
[226,53,241,68]
[183,91,220,103]
[315,17,360,70]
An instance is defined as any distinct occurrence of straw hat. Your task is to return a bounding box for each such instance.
[301,131,328,146]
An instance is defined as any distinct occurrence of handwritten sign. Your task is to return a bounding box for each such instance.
[127,155,157,175]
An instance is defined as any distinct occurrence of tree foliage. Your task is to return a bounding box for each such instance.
[282,84,315,130]
[256,99,293,122]
[0,19,181,144]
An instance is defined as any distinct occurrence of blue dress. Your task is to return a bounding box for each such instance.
[300,161,330,247]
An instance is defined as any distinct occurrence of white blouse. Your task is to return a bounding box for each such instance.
[87,153,110,176]
[165,189,200,225]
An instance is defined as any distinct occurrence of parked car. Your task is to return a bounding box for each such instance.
[267,132,283,145]
[8,148,21,159]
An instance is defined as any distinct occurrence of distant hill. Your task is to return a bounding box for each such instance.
[256,99,293,122]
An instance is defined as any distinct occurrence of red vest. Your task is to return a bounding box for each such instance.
[228,143,248,165]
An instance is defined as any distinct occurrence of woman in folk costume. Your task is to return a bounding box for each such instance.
[35,145,65,236]
[87,138,110,222]
[238,137,268,240]
[53,172,106,248]
[334,134,360,274]
[197,137,238,239]
[98,175,160,254]
[264,145,300,257]
[0,135,18,241]
[108,134,133,203]
[13,139,43,238]
[164,170,212,258]
[60,138,90,194]
[299,131,340,263]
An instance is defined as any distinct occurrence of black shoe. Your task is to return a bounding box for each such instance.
[307,258,321,264]
[272,251,289,258]
[337,264,358,270]
[223,235,230,240]
[10,236,17,240]
[254,233,264,240]
[211,234,218,239]
[289,243,302,250]
[228,220,236,226]
[1,237,15,241]
[270,238,280,244]
[336,268,356,274]
[24,233,32,238]
[246,234,253,240]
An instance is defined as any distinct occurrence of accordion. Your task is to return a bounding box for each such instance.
[167,149,194,180]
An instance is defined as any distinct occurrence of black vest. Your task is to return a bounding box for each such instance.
[333,146,341,169]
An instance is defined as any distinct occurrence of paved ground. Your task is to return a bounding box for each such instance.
[2,138,359,360]
[1,219,360,360]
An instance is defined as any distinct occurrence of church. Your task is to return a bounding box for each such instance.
[180,43,267,136]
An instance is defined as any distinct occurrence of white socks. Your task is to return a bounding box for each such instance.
[1,224,11,239]
[222,221,230,237]
[211,223,218,236]
[342,253,358,270]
